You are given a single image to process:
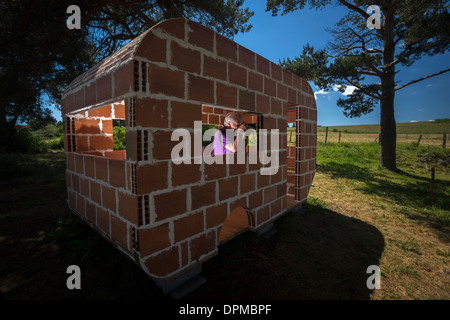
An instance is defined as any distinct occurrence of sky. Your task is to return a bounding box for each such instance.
[50,0,450,126]
[233,0,450,126]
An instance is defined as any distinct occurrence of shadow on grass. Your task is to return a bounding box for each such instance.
[317,161,450,238]
[1,152,384,300]
[186,203,385,300]
[0,152,168,300]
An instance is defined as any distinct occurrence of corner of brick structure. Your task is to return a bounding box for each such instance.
[61,18,317,294]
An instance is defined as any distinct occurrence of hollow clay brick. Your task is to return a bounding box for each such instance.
[117,191,138,225]
[248,71,263,93]
[102,185,116,212]
[229,63,247,88]
[90,180,102,207]
[205,203,228,229]
[187,21,214,52]
[271,63,283,81]
[191,182,216,210]
[136,34,167,63]
[96,74,112,102]
[97,207,110,235]
[154,188,188,221]
[190,231,216,262]
[216,83,238,108]
[110,215,129,251]
[171,41,201,74]
[171,101,202,129]
[135,98,169,128]
[239,46,255,70]
[138,223,171,256]
[143,246,180,277]
[172,163,201,187]
[188,74,214,104]
[148,64,185,99]
[174,211,204,242]
[136,162,168,194]
[114,61,135,97]
[216,34,237,62]
[62,18,317,282]
[203,56,227,81]
[218,176,239,201]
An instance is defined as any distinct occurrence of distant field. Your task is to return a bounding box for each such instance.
[287,121,449,147]
[315,121,450,134]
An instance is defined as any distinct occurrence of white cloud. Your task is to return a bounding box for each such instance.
[314,89,330,99]
[314,85,357,99]
[314,85,358,99]
[333,85,357,96]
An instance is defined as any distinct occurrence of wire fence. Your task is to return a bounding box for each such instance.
[287,130,448,148]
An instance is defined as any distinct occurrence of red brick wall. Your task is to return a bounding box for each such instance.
[65,101,125,157]
[202,105,233,126]
[61,18,317,281]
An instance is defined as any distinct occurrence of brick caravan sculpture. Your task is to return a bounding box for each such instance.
[61,18,317,284]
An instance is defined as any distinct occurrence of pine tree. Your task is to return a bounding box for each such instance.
[0,0,253,152]
[268,0,450,171]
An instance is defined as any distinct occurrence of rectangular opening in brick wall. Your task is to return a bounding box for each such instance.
[287,122,296,205]
[287,104,301,205]
[69,100,126,159]
[201,105,261,156]
[113,119,126,151]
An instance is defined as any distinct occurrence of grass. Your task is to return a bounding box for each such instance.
[308,141,449,300]
[1,138,449,300]
[288,120,450,146]
[288,130,447,147]
[315,142,449,225]
[315,121,450,134]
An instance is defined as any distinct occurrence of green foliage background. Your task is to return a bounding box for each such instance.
[113,126,126,150]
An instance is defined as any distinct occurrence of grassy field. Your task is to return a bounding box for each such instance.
[288,120,450,147]
[308,142,449,299]
[315,132,447,146]
[316,120,450,134]
[1,139,449,300]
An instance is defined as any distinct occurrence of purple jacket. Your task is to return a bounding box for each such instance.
[213,127,233,155]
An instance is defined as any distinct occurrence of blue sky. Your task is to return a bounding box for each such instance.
[51,1,449,126]
[234,0,450,126]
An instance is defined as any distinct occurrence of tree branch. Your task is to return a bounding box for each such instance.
[395,69,450,91]
[360,71,380,77]
[337,0,370,19]
[344,77,381,99]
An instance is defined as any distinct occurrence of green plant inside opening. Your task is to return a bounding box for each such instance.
[113,119,126,151]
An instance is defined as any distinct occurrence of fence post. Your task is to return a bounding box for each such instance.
[417,134,422,145]
[325,127,328,144]
[339,131,341,143]
[430,167,435,204]
[443,133,447,149]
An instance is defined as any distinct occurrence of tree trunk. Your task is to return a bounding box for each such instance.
[0,105,20,153]
[379,3,398,171]
[379,77,397,171]
[0,120,15,153]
